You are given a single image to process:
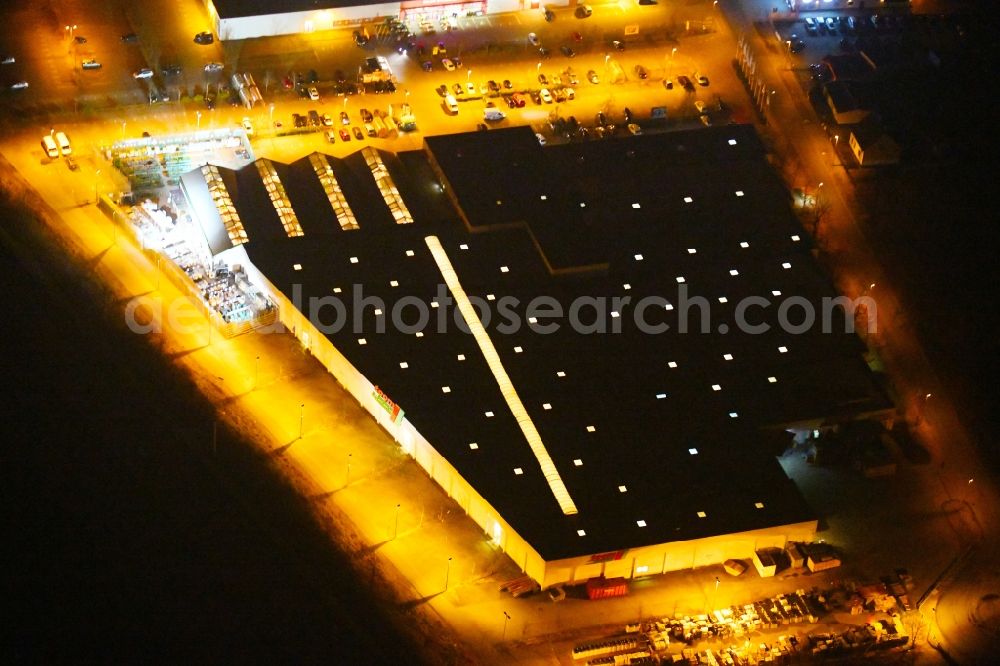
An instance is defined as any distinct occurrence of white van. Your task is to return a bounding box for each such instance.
[444,94,458,114]
[41,135,59,158]
[55,131,72,155]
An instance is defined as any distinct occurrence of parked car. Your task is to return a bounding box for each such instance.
[308,86,319,101]
[204,62,224,73]
[663,78,673,90]
[825,17,838,34]
[74,36,87,44]
[353,126,364,140]
[697,74,709,86]
[511,93,526,107]
[339,128,350,141]
[452,82,463,95]
[527,32,540,46]
[322,113,333,126]
[539,88,553,103]
[790,38,806,53]
[560,45,576,58]
[536,132,547,145]
[325,130,336,143]
[576,4,593,18]
[544,9,555,22]
[9,80,28,90]
[242,118,254,135]
[488,79,500,93]
[133,68,153,79]
[677,75,694,91]
[340,110,350,125]
[442,58,455,71]
[292,113,306,128]
[567,71,579,85]
[530,90,542,104]
[308,110,321,126]
[804,18,818,35]
[503,79,513,89]
[538,46,551,58]
[627,123,642,135]
[613,40,625,51]
[587,69,599,84]
[466,80,475,93]
[634,65,648,79]
[81,59,102,70]
[538,73,549,85]
[421,61,433,72]
[360,108,373,122]
[194,31,214,44]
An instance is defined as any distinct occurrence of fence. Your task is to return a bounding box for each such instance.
[96,194,276,339]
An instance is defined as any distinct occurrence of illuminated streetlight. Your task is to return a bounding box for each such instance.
[466,68,472,82]
[65,24,77,40]
[536,62,542,73]
[254,355,260,389]
[121,120,126,140]
[393,503,401,539]
[93,169,101,203]
[346,452,352,486]
[196,110,202,129]
[298,403,305,439]
[269,103,275,126]
[502,611,511,640]
[444,556,453,590]
[834,134,840,146]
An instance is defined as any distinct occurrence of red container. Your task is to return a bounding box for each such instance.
[586,576,628,600]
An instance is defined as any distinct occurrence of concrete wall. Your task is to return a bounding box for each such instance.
[212,3,403,40]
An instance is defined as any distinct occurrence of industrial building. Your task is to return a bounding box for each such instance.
[202,0,558,40]
[180,126,890,588]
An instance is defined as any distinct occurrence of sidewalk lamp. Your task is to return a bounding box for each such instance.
[269,102,275,126]
[444,556,453,590]
[346,452,352,486]
[502,611,511,640]
[298,402,305,439]
[536,62,542,74]
[254,355,260,389]
[93,169,100,202]
[121,120,126,140]
[466,68,472,82]
[393,503,401,539]
[834,134,840,146]
[196,110,202,129]
[65,24,77,40]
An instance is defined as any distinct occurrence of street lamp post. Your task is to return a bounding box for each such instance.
[196,110,202,129]
[93,169,101,203]
[444,556,453,591]
[254,355,260,389]
[269,103,275,126]
[298,403,305,439]
[346,452,352,486]
[502,611,511,640]
[393,503,401,539]
[466,68,472,82]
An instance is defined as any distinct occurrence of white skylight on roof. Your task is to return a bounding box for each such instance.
[374,308,383,316]
[469,442,478,450]
[791,235,801,242]
[656,393,666,399]
[634,254,644,261]
[415,331,424,338]
[668,361,678,368]
[610,311,620,318]
[718,297,728,304]
[618,485,628,493]
[586,425,596,433]
[358,338,367,345]
[405,250,415,257]
[689,448,699,455]
[457,354,466,361]
[543,403,552,410]
[349,256,359,264]
[768,376,778,383]
[729,269,739,276]
[577,529,586,536]
[723,353,733,361]
[485,411,494,418]
[580,202,586,208]
[500,266,509,273]
[729,412,738,418]
[712,384,722,391]
[755,502,765,509]
[665,302,674,311]
[632,202,641,209]
[623,283,631,290]
[697,511,707,518]
[431,301,439,308]
[399,361,409,369]
[495,200,502,205]
[556,371,566,377]
[778,346,788,353]
[528,316,538,324]
[486,294,496,301]
[389,280,399,287]
[683,196,693,203]
[293,263,302,271]
[513,346,523,353]
[459,243,469,250]
[514,467,523,475]
[676,276,686,283]
[735,190,745,197]
[740,241,750,248]
[333,287,342,294]
[573,459,583,467]
[636,520,647,527]
[636,565,649,574]
[782,262,792,269]
[441,386,451,393]
[540,195,547,200]
[687,248,697,254]
[728,138,737,145]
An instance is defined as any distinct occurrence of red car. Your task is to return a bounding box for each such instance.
[339,128,351,141]
[283,75,293,89]
[510,93,526,108]
[571,31,583,42]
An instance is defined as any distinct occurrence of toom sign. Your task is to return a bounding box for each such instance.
[589,550,626,564]
[373,385,405,424]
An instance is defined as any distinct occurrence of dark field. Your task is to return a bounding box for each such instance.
[0,200,423,663]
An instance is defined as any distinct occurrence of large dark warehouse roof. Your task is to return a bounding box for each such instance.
[193,127,889,561]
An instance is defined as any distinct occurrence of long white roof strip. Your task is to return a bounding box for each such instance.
[201,164,248,246]
[308,153,359,231]
[425,235,578,516]
[256,159,304,238]
[362,147,414,225]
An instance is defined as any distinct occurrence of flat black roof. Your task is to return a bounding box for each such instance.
[211,0,394,20]
[206,127,888,561]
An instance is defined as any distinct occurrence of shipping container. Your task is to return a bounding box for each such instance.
[585,576,628,600]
